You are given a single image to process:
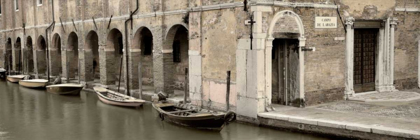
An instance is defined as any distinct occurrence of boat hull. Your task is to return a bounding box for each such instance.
[162,113,226,131]
[97,95,143,107]
[153,103,229,131]
[7,77,24,83]
[47,86,83,95]
[19,81,48,88]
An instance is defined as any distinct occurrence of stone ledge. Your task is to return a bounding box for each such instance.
[258,112,420,139]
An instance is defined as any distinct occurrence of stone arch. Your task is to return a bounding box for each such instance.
[25,36,34,73]
[162,24,189,95]
[130,27,154,90]
[50,33,62,76]
[14,37,22,72]
[36,35,47,75]
[4,38,12,72]
[104,28,124,85]
[84,30,100,82]
[266,10,306,107]
[66,32,79,79]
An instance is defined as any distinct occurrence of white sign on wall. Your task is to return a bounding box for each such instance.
[315,17,337,29]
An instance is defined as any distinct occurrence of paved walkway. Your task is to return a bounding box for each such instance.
[259,91,420,139]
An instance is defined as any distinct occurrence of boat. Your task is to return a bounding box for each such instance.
[93,87,145,107]
[46,83,84,95]
[19,79,49,88]
[152,102,236,131]
[0,68,6,79]
[6,75,27,83]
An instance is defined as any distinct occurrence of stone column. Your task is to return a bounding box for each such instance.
[418,40,420,88]
[389,18,397,90]
[298,37,306,104]
[189,8,203,106]
[345,17,355,98]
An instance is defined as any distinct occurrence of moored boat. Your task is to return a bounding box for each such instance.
[0,68,6,79]
[6,75,27,83]
[46,83,84,95]
[152,102,236,131]
[93,87,145,107]
[19,79,49,88]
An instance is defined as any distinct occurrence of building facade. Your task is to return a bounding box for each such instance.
[0,0,419,119]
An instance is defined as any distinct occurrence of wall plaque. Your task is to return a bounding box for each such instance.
[315,17,337,29]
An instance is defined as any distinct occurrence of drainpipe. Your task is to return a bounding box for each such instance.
[46,0,55,82]
[124,0,139,96]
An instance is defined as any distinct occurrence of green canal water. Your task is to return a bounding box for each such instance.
[0,81,329,140]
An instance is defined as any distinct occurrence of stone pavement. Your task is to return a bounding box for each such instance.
[258,91,420,139]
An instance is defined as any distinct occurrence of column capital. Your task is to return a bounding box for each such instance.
[390,17,398,26]
[345,17,355,26]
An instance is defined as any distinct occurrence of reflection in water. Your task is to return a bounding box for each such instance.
[0,81,329,140]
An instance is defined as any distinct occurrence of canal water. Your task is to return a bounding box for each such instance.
[0,81,329,140]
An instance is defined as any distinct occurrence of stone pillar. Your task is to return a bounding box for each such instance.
[189,9,203,106]
[418,40,420,88]
[390,18,397,89]
[345,17,355,98]
[129,49,141,89]
[298,37,306,103]
[99,45,108,85]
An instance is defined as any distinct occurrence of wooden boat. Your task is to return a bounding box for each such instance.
[19,79,49,88]
[153,102,236,131]
[93,87,145,107]
[0,68,6,79]
[46,83,84,95]
[6,75,27,83]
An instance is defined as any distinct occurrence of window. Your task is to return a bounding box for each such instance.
[173,40,181,63]
[37,0,42,6]
[14,0,18,11]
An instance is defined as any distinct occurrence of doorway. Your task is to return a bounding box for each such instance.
[272,39,299,105]
[354,29,378,93]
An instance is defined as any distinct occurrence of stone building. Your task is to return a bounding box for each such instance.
[0,0,419,120]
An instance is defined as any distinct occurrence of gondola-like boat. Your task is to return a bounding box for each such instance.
[93,87,145,107]
[19,79,49,88]
[46,83,84,95]
[153,102,236,131]
[6,75,27,83]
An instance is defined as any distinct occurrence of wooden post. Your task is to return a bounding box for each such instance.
[226,71,231,111]
[138,62,142,99]
[78,59,81,84]
[184,68,189,103]
[117,56,123,92]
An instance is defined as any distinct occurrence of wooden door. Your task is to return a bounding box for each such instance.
[354,29,378,93]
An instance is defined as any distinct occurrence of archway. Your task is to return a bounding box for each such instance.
[163,25,189,96]
[67,32,79,80]
[84,31,100,82]
[36,36,47,75]
[4,38,12,72]
[14,37,22,73]
[51,34,62,76]
[105,29,123,85]
[132,27,154,92]
[266,10,306,106]
[25,36,34,74]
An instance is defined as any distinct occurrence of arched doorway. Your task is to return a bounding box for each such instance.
[67,32,79,80]
[267,10,306,106]
[163,25,189,96]
[5,38,12,72]
[14,37,22,73]
[105,29,123,85]
[36,36,47,75]
[84,31,100,82]
[51,34,62,76]
[132,27,154,93]
[25,36,34,74]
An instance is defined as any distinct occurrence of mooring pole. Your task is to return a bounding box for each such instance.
[138,62,142,99]
[184,68,189,103]
[117,56,123,92]
[226,71,231,111]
